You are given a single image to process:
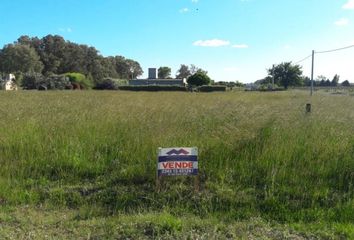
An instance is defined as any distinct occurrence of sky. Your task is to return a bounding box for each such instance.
[0,0,354,83]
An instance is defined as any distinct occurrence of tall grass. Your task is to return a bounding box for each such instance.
[0,90,353,223]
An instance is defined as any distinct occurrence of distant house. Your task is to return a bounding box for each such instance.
[2,74,18,91]
[129,68,186,86]
[129,79,185,86]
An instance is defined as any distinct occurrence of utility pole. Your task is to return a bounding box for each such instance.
[311,50,314,96]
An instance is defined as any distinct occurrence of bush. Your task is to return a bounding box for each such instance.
[118,85,187,92]
[214,81,244,88]
[22,73,71,90]
[115,79,129,86]
[65,73,93,89]
[43,75,71,90]
[187,72,211,86]
[94,78,118,90]
[21,73,45,90]
[197,85,226,92]
[94,78,129,90]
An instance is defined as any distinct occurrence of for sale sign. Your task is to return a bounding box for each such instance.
[157,147,198,177]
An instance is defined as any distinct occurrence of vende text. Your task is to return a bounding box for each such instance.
[161,161,193,169]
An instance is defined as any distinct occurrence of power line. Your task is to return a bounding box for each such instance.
[309,44,354,96]
[315,44,354,54]
[293,44,354,64]
[294,54,312,64]
[284,43,354,96]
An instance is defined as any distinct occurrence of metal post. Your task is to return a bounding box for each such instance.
[156,148,161,192]
[311,50,314,96]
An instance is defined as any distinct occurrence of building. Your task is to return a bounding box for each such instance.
[2,74,18,91]
[148,68,157,79]
[129,79,185,86]
[129,68,186,86]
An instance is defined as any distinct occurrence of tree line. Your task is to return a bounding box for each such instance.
[261,62,351,89]
[0,35,217,90]
[157,64,212,87]
[0,35,143,89]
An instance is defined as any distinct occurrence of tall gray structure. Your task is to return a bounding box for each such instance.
[148,68,157,79]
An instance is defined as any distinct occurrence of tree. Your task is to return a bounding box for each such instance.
[190,64,207,75]
[267,62,303,89]
[112,57,143,79]
[37,35,67,74]
[158,66,171,79]
[88,56,118,83]
[0,44,43,73]
[316,75,327,86]
[187,72,211,86]
[176,64,191,79]
[60,42,87,74]
[126,59,143,79]
[176,64,207,79]
[342,80,350,87]
[1,35,144,84]
[331,74,339,87]
[302,76,311,86]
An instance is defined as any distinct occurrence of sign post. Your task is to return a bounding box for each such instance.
[156,147,199,192]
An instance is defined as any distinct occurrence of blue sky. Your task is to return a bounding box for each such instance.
[0,0,354,82]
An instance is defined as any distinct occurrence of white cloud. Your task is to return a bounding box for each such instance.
[343,0,354,9]
[193,39,230,47]
[59,27,73,33]
[335,18,349,26]
[179,8,189,13]
[232,44,249,48]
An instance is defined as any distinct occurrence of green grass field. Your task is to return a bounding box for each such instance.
[0,90,353,239]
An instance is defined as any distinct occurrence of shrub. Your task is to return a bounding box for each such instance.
[115,79,129,86]
[187,72,211,86]
[94,78,119,90]
[258,84,286,92]
[214,81,244,88]
[22,73,70,90]
[118,85,187,92]
[64,73,93,89]
[21,73,45,90]
[197,85,226,92]
[43,75,71,90]
[94,78,129,90]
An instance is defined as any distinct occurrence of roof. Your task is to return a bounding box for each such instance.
[129,79,185,86]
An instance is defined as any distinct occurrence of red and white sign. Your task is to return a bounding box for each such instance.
[157,147,198,176]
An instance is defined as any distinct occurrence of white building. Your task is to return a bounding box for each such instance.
[3,74,18,91]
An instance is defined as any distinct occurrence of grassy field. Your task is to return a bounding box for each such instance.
[0,90,353,239]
